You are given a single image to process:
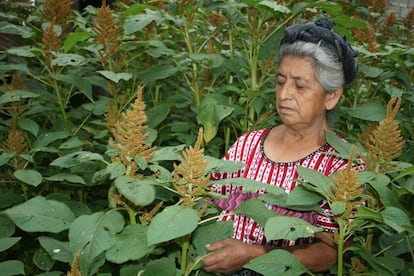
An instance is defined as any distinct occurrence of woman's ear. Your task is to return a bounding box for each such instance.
[325,87,344,110]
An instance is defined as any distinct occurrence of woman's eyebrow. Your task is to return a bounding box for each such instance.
[276,72,309,82]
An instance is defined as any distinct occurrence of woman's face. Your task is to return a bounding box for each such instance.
[275,55,341,129]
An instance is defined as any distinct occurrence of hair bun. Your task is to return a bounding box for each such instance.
[315,18,333,30]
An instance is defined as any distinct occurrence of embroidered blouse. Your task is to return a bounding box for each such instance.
[212,127,357,246]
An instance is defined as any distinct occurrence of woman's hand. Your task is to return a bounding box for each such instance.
[202,238,268,274]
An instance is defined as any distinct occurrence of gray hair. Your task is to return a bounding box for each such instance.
[278,41,344,93]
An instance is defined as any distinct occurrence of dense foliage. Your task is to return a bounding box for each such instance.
[0,0,413,275]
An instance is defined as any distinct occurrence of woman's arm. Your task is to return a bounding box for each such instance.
[202,232,337,274]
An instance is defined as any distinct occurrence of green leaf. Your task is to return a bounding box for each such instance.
[147,205,198,246]
[151,145,185,162]
[330,201,346,215]
[0,153,13,166]
[296,166,331,198]
[18,118,39,137]
[188,53,224,68]
[283,185,323,212]
[106,162,126,179]
[244,249,309,276]
[360,171,401,208]
[63,31,90,52]
[106,224,150,264]
[50,151,104,168]
[0,237,21,252]
[140,257,176,276]
[13,169,42,187]
[192,221,234,256]
[325,131,353,157]
[345,101,386,122]
[4,196,75,233]
[234,198,279,226]
[258,1,291,13]
[51,53,87,66]
[0,260,25,276]
[97,71,133,83]
[355,206,383,223]
[0,89,39,104]
[360,64,384,78]
[205,156,245,174]
[33,131,70,148]
[140,65,180,84]
[59,137,84,150]
[45,173,86,185]
[264,216,322,241]
[50,73,93,102]
[0,214,16,238]
[0,63,30,74]
[33,247,55,272]
[6,46,36,57]
[146,104,170,128]
[197,94,234,143]
[69,211,125,274]
[38,236,72,263]
[381,207,412,233]
[114,176,156,206]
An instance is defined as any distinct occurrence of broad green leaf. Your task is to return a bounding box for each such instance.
[106,224,150,264]
[146,104,170,128]
[0,63,30,74]
[123,10,166,34]
[379,232,414,257]
[50,151,104,168]
[205,156,245,174]
[6,46,36,57]
[345,101,386,122]
[259,1,291,13]
[0,89,39,104]
[188,53,224,68]
[38,236,72,263]
[264,216,322,241]
[33,131,70,148]
[192,221,234,256]
[0,188,22,210]
[360,171,401,208]
[18,118,39,137]
[0,153,13,166]
[0,23,33,37]
[197,95,233,143]
[244,249,309,276]
[140,65,180,84]
[330,201,346,215]
[381,207,412,233]
[355,206,383,223]
[114,176,156,206]
[106,162,126,179]
[140,257,176,276]
[325,131,353,157]
[360,64,384,78]
[0,214,15,238]
[33,247,55,271]
[51,53,87,66]
[234,198,280,226]
[50,73,93,101]
[4,196,75,233]
[151,145,185,162]
[283,185,323,211]
[13,169,42,187]
[69,211,125,274]
[357,245,399,275]
[59,137,84,150]
[296,166,331,198]
[147,205,198,246]
[45,173,86,185]
[63,31,90,52]
[0,237,21,252]
[0,260,25,276]
[98,71,132,83]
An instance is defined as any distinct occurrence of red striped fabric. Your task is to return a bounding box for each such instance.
[211,127,360,246]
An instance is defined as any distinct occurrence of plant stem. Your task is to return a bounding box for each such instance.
[337,220,346,276]
[127,208,136,225]
[181,235,190,275]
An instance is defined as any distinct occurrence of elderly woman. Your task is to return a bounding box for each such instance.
[202,18,362,275]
